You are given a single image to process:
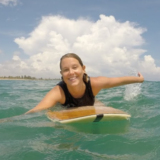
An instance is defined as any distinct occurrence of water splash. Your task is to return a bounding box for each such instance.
[124,70,142,101]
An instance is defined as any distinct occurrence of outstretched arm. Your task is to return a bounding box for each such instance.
[25,85,65,114]
[104,72,144,88]
[91,72,144,95]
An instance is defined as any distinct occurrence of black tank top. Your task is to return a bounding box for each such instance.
[57,78,95,108]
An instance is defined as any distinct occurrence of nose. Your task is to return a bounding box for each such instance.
[69,68,74,75]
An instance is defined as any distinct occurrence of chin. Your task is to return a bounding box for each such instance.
[69,81,79,86]
[68,79,80,86]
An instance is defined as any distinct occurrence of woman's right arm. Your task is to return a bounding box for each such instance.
[25,85,65,114]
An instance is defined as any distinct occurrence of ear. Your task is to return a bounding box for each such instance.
[60,70,62,75]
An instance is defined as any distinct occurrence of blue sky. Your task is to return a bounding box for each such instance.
[0,0,160,80]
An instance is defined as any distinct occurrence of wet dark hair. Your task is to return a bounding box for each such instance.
[60,53,88,82]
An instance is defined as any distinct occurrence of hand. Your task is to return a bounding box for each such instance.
[137,72,144,82]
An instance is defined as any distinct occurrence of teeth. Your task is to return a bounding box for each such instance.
[70,77,76,80]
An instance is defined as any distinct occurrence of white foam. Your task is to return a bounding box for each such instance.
[124,70,142,101]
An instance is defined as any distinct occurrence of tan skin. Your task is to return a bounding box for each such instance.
[25,57,144,114]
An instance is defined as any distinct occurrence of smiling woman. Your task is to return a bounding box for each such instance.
[25,53,144,114]
[58,54,94,107]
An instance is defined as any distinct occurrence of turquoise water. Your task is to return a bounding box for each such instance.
[0,80,160,160]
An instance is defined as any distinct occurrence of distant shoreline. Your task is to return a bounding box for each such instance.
[0,78,60,81]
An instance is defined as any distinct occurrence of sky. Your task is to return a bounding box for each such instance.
[0,0,160,81]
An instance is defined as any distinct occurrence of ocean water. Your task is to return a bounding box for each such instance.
[0,80,160,160]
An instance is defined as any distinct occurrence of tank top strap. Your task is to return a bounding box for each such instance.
[57,81,70,104]
[85,77,94,99]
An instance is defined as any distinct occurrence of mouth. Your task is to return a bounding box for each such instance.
[69,77,77,82]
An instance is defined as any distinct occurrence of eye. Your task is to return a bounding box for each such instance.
[62,68,69,72]
[72,65,78,69]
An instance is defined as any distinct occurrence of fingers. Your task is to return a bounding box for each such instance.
[137,72,141,77]
[137,72,144,82]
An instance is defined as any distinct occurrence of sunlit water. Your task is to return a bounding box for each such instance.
[0,80,160,160]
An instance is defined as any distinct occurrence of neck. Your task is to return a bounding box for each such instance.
[67,82,86,98]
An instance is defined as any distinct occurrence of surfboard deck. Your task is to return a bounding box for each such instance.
[47,106,131,124]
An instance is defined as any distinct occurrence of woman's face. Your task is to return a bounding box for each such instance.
[60,57,85,86]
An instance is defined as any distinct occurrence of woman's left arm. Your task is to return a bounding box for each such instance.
[90,72,144,95]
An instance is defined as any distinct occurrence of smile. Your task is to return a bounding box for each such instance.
[69,77,77,81]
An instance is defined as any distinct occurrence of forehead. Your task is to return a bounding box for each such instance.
[61,57,80,67]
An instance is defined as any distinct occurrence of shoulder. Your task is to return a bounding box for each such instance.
[48,85,66,104]
[90,76,110,86]
[89,76,110,95]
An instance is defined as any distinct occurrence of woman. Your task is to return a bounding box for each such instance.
[25,53,144,114]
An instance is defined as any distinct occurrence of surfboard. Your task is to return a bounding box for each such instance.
[47,106,131,124]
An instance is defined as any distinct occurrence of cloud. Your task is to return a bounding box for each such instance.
[140,55,160,79]
[0,14,160,81]
[0,0,18,6]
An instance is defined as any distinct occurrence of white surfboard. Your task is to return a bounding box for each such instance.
[47,106,131,124]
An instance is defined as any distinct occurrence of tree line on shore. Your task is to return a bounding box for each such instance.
[0,75,60,80]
